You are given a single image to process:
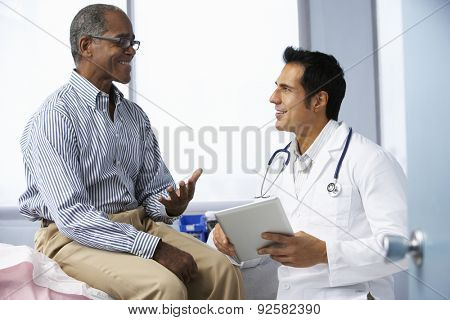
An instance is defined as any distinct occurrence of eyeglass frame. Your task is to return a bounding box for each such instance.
[89,35,140,51]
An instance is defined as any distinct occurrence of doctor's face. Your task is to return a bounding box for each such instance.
[269,63,316,136]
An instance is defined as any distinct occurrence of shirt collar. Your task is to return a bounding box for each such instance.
[293,119,339,161]
[69,70,124,112]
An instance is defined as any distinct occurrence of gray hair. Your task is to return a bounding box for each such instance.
[70,4,123,64]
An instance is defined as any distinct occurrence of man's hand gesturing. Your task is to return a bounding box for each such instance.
[159,168,203,217]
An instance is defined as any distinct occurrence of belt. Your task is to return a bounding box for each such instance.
[41,218,54,228]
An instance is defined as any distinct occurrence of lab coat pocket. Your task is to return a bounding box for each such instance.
[303,184,352,229]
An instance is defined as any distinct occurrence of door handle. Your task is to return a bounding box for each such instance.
[383,230,424,266]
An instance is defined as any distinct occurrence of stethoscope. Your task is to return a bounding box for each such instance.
[257,127,353,199]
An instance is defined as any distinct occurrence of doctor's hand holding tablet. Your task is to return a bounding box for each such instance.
[213,223,328,268]
[257,231,327,268]
[213,223,237,257]
[212,201,328,268]
[213,197,328,267]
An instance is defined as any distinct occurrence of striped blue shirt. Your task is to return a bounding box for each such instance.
[19,70,176,259]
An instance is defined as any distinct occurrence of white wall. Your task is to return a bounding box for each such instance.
[132,0,298,201]
[307,0,379,143]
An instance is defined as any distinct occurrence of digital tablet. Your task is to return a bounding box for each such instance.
[215,197,293,262]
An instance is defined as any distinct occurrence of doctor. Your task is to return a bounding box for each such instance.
[213,47,408,299]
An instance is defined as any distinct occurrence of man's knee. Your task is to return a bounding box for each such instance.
[209,250,242,282]
[146,273,188,300]
[200,250,244,299]
[92,268,188,300]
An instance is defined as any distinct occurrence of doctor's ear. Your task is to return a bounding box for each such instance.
[312,91,329,113]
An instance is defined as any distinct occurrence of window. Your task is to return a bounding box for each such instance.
[133,0,298,201]
[0,0,298,206]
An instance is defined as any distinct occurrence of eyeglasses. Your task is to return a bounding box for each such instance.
[89,35,140,51]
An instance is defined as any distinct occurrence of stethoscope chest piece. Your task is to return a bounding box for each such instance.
[326,127,353,198]
[327,181,341,197]
[259,127,353,199]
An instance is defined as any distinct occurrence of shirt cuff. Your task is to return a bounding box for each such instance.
[325,240,336,286]
[130,231,161,259]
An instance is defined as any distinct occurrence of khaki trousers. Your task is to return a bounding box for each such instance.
[34,207,244,300]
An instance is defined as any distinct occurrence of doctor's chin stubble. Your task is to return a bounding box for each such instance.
[151,124,314,175]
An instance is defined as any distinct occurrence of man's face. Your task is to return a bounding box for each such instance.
[269,63,315,136]
[89,10,135,84]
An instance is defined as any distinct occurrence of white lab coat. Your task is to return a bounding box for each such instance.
[270,122,408,299]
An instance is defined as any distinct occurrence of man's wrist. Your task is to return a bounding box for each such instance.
[152,240,163,259]
[159,203,179,217]
[165,206,186,217]
[165,208,178,217]
[320,240,328,264]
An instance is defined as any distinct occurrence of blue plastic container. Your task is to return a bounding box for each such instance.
[179,214,208,242]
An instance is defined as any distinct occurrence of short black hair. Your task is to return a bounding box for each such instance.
[283,46,346,121]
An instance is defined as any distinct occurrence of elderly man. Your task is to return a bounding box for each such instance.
[19,4,243,300]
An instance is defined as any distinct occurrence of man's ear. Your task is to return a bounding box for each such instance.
[79,35,93,59]
[313,91,329,113]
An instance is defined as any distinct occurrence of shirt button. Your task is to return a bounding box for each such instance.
[282,283,290,290]
[138,250,143,255]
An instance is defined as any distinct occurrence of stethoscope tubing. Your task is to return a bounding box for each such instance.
[257,142,292,198]
[258,127,353,198]
[333,127,352,180]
